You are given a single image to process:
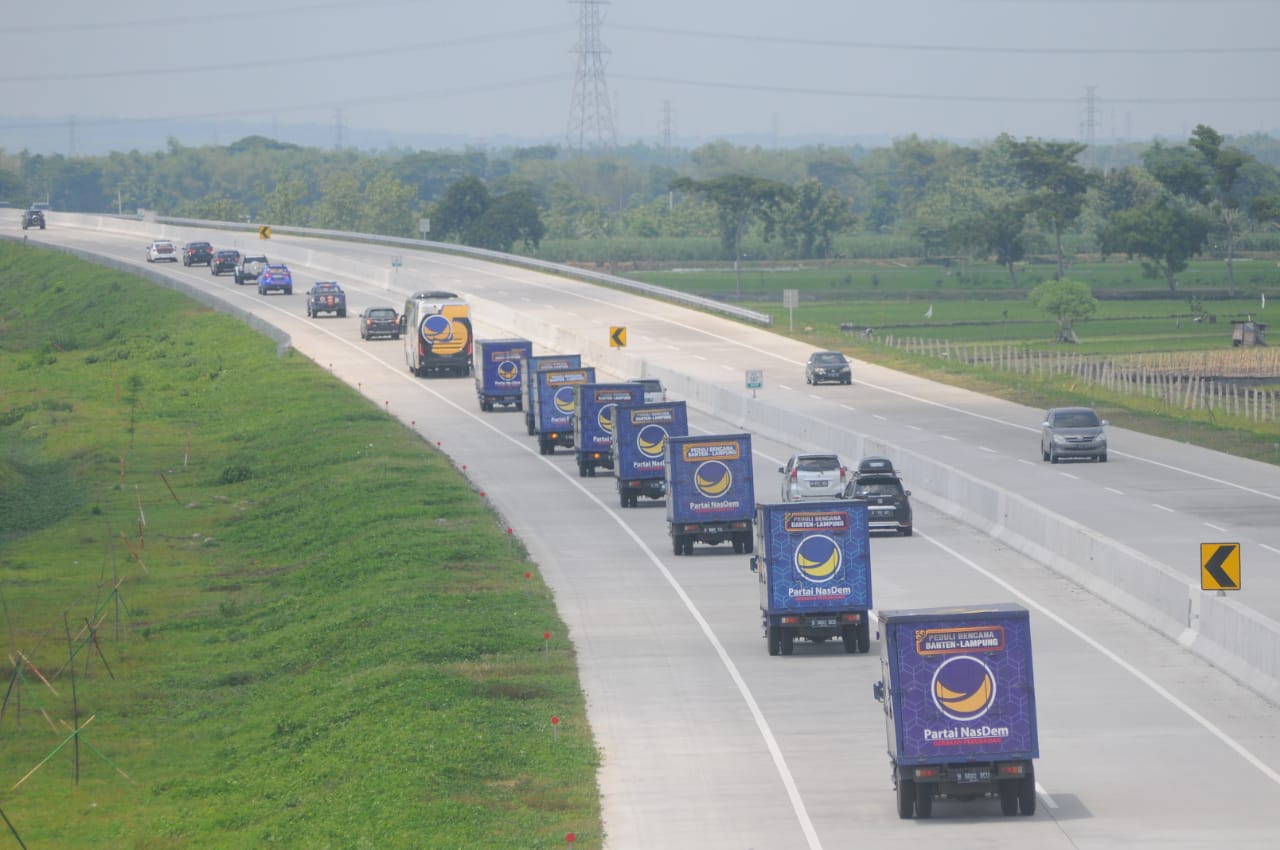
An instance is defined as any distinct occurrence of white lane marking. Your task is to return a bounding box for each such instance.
[809,394,822,401]
[1262,544,1280,556]
[1204,522,1227,532]
[1105,487,1125,496]
[1017,459,1035,466]
[907,425,923,432]
[1037,784,1059,809]
[873,414,886,421]
[779,384,795,391]
[1153,504,1175,513]
[1057,471,1079,480]
[941,434,957,441]
[979,446,997,454]
[839,404,856,412]
[920,529,1280,787]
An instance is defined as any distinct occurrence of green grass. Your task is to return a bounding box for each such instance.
[0,243,602,848]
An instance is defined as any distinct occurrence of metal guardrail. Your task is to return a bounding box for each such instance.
[156,216,776,328]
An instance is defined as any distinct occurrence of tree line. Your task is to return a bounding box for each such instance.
[4,127,1280,290]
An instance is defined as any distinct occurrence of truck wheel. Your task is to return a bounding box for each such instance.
[1018,774,1036,815]
[672,535,684,556]
[619,492,629,509]
[914,784,933,818]
[856,620,871,653]
[578,462,588,478]
[780,629,794,656]
[999,780,1019,816]
[732,536,744,554]
[525,415,535,436]
[841,626,859,654]
[897,780,916,819]
[767,625,781,656]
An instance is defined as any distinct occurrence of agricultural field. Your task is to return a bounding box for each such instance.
[0,245,602,848]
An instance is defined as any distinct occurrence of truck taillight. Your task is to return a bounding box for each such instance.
[913,767,939,779]
[997,764,1026,777]
[839,613,862,623]
[780,615,801,625]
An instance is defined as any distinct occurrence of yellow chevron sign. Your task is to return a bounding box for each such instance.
[1200,542,1241,591]
[610,326,626,348]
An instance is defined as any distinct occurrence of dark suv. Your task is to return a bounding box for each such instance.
[182,241,214,267]
[843,456,912,536]
[211,250,241,276]
[21,209,45,230]
[805,351,851,385]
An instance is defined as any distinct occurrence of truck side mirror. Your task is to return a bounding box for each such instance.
[872,681,884,703]
[749,556,759,573]
[399,316,407,332]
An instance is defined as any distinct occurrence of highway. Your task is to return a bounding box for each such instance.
[11,215,1280,849]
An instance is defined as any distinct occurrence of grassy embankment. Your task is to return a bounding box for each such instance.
[0,243,601,848]
[631,258,1280,464]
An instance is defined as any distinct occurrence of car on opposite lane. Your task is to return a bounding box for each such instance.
[779,453,849,502]
[805,351,852,385]
[359,306,400,340]
[1040,406,1108,463]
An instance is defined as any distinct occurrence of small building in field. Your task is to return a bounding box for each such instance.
[1232,320,1267,347]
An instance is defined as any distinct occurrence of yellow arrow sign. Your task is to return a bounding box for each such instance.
[1201,542,1241,591]
[258,225,272,240]
[610,326,627,348]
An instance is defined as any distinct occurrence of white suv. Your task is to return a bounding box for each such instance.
[779,453,849,501]
[628,378,666,403]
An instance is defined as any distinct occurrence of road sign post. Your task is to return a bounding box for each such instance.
[783,289,799,332]
[745,369,763,399]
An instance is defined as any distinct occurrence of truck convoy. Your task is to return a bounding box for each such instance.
[532,367,596,455]
[612,401,689,507]
[522,355,583,435]
[572,383,646,477]
[873,603,1039,819]
[751,500,873,656]
[664,433,755,555]
[473,338,533,412]
[402,291,472,378]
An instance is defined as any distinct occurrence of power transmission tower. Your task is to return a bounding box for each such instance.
[1081,86,1099,145]
[661,99,674,149]
[565,0,617,150]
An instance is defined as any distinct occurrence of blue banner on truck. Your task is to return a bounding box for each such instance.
[613,401,689,479]
[758,501,872,614]
[881,604,1039,763]
[665,434,755,523]
[574,383,645,454]
[535,368,596,432]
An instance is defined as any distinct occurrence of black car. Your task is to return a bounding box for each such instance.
[843,457,912,536]
[182,241,214,267]
[305,281,346,317]
[210,250,241,276]
[359,306,400,340]
[805,351,852,385]
[21,209,45,230]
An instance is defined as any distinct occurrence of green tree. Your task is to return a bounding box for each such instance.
[1188,125,1253,295]
[669,174,792,295]
[432,176,490,242]
[973,199,1031,288]
[1100,195,1210,292]
[1028,278,1099,342]
[313,171,362,232]
[467,190,545,252]
[261,176,309,226]
[359,173,418,238]
[1005,136,1090,280]
[779,178,854,259]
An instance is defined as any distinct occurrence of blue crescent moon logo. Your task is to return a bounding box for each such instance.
[597,403,617,434]
[421,314,454,343]
[693,461,732,499]
[794,534,842,583]
[497,360,519,381]
[931,656,997,721]
[637,424,668,459]
[554,386,577,414]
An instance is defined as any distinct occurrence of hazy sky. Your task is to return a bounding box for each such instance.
[5,0,1280,152]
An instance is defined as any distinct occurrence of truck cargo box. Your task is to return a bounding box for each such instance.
[532,367,596,455]
[612,401,689,508]
[521,354,582,434]
[473,338,533,412]
[664,433,755,555]
[571,383,646,477]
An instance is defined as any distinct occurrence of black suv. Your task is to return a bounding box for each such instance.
[21,209,45,230]
[843,456,912,536]
[210,250,241,276]
[182,241,214,267]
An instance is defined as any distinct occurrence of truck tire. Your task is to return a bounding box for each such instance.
[841,626,859,654]
[525,415,535,436]
[999,780,1019,816]
[767,625,781,656]
[897,780,915,819]
[672,535,684,556]
[578,461,588,477]
[914,784,933,818]
[732,536,745,554]
[744,534,754,554]
[619,492,629,509]
[856,620,871,654]
[780,629,794,656]
[1018,774,1036,815]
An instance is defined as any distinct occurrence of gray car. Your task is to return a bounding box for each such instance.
[1040,407,1108,463]
[779,453,849,501]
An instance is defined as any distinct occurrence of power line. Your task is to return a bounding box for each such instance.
[610,23,1280,55]
[566,0,617,149]
[1,0,427,35]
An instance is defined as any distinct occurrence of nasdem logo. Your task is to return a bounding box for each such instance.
[794,534,841,583]
[420,314,454,343]
[931,656,996,721]
[597,403,617,435]
[554,386,577,415]
[637,424,668,459]
[496,360,519,381]
[693,460,732,499]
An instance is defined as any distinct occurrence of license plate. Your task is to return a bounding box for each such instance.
[957,770,991,783]
[808,479,829,488]
[810,618,837,628]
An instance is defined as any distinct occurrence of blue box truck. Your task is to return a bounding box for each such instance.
[612,401,689,508]
[872,603,1039,819]
[750,500,873,656]
[664,433,755,556]
[473,338,533,412]
[522,354,582,435]
[571,383,645,477]
[532,367,596,455]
